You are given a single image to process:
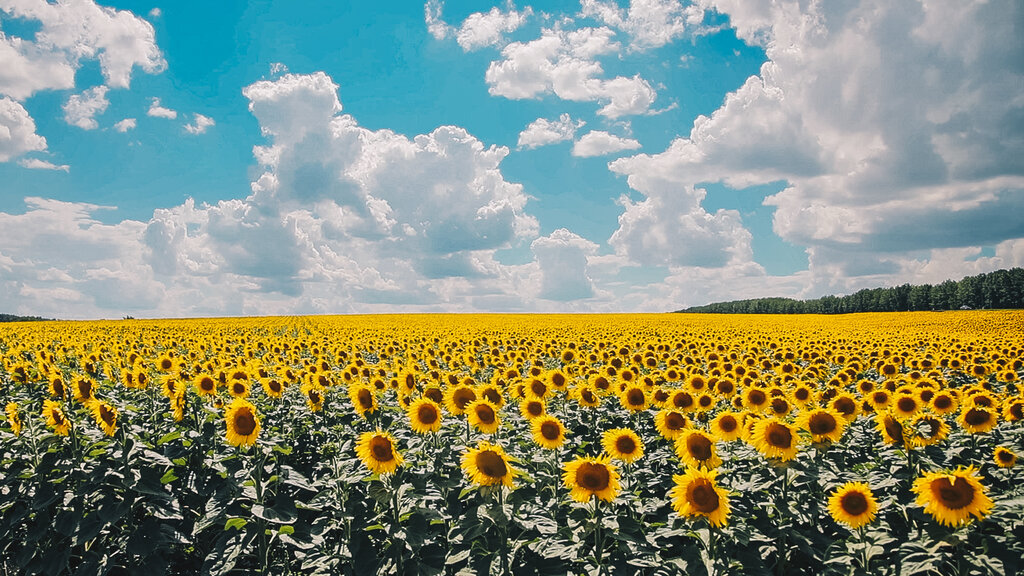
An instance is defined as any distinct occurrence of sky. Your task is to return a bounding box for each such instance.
[0,0,1022,319]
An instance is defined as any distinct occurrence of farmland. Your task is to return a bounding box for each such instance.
[1,312,1022,575]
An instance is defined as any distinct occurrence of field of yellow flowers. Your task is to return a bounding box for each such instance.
[1,312,1022,575]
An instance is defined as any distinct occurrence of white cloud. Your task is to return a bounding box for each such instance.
[0,0,165,93]
[517,113,584,149]
[113,118,136,132]
[0,96,47,161]
[580,0,707,50]
[184,113,215,135]
[456,4,532,51]
[485,26,658,117]
[62,85,109,129]
[604,0,1024,300]
[147,97,177,119]
[572,130,641,157]
[148,7,161,18]
[18,158,69,171]
[531,228,599,300]
[424,0,452,41]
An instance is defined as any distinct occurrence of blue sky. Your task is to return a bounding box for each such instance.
[1,0,1022,318]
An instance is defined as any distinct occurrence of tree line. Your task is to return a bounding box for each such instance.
[677,267,1024,314]
[0,314,52,323]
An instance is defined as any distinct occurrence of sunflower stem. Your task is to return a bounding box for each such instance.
[857,525,870,574]
[592,498,605,574]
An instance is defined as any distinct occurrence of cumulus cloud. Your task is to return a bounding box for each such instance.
[62,85,109,129]
[517,113,584,149]
[0,96,47,161]
[485,26,658,117]
[605,0,1024,298]
[113,118,136,132]
[425,1,531,50]
[18,158,69,171]
[146,97,177,119]
[531,228,599,300]
[184,113,215,135]
[580,0,707,50]
[572,130,641,157]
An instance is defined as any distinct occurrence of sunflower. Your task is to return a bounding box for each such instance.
[827,482,878,529]
[462,441,518,487]
[750,417,799,461]
[476,383,505,408]
[710,411,743,442]
[49,376,68,400]
[994,446,1017,468]
[304,385,325,412]
[743,387,770,412]
[356,430,404,475]
[445,384,477,416]
[467,399,501,434]
[798,408,846,444]
[676,429,723,469]
[224,398,260,447]
[619,385,649,412]
[563,456,620,503]
[1003,397,1024,421]
[829,392,861,422]
[228,379,250,399]
[72,377,96,404]
[602,428,644,463]
[669,467,730,527]
[531,415,567,449]
[912,466,993,527]
[194,374,218,397]
[669,389,696,412]
[909,414,949,447]
[407,397,443,434]
[892,393,921,419]
[929,390,958,415]
[573,385,601,408]
[5,402,22,436]
[43,399,70,436]
[350,384,378,418]
[91,400,118,436]
[520,398,546,420]
[790,383,815,407]
[875,411,906,447]
[654,409,690,441]
[957,405,997,434]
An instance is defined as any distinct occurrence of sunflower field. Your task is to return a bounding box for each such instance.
[1,312,1023,575]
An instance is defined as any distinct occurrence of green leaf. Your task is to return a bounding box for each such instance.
[160,469,178,484]
[156,431,181,445]
[224,517,247,531]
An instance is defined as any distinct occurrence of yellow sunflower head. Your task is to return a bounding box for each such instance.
[957,405,997,434]
[619,385,649,412]
[224,398,260,447]
[675,429,722,470]
[750,417,799,461]
[349,384,378,418]
[909,414,949,447]
[912,466,993,527]
[573,385,602,408]
[994,446,1017,468]
[531,415,567,449]
[562,455,620,503]
[407,397,443,434]
[710,411,743,442]
[669,467,730,527]
[874,411,906,447]
[520,398,546,420]
[467,399,501,435]
[5,402,22,436]
[261,378,285,399]
[798,408,846,444]
[462,441,517,488]
[43,399,70,436]
[654,409,690,441]
[829,393,861,422]
[445,384,477,416]
[827,482,878,529]
[91,400,118,437]
[602,428,644,463]
[356,430,404,475]
[194,374,218,397]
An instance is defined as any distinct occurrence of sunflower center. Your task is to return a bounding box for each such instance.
[200,377,215,392]
[834,397,856,415]
[79,381,92,397]
[357,388,374,409]
[581,389,597,404]
[897,397,917,413]
[551,373,566,387]
[233,409,257,436]
[627,389,645,406]
[883,416,904,444]
[770,398,788,413]
[872,392,888,404]
[690,481,720,513]
[530,380,547,397]
[766,423,793,449]
[996,449,1014,464]
[309,390,322,403]
[417,404,439,424]
[615,435,637,455]
[160,359,172,370]
[100,405,116,426]
[794,388,809,401]
[269,380,282,393]
[526,401,543,417]
[666,412,686,430]
[964,408,990,426]
[717,415,737,433]
[577,463,610,491]
[1010,403,1023,420]
[233,382,246,395]
[453,388,476,410]
[425,388,443,403]
[476,450,508,478]
[700,395,714,408]
[673,392,694,409]
[475,405,496,424]
[933,476,975,510]
[933,395,952,410]
[748,390,766,405]
[540,421,561,440]
[808,413,837,435]
[52,410,65,425]
[718,381,735,394]
[840,491,869,516]
[370,436,395,463]
[483,388,501,404]
[687,434,713,461]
